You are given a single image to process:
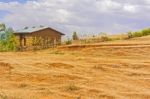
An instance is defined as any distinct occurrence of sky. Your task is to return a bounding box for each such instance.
[0,0,150,37]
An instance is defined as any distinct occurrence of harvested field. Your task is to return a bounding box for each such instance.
[0,36,150,99]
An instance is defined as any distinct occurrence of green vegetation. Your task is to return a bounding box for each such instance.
[0,23,17,52]
[100,33,111,42]
[72,31,79,40]
[65,28,150,45]
[65,38,72,45]
[128,28,150,38]
[0,23,6,31]
[127,31,133,39]
[66,83,79,91]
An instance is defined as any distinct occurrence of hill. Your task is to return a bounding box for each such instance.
[0,36,150,99]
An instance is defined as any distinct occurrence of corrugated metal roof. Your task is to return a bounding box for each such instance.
[14,26,48,33]
[14,26,65,35]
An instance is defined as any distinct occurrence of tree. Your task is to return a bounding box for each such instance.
[127,31,133,39]
[0,24,16,51]
[72,31,79,40]
[0,23,6,31]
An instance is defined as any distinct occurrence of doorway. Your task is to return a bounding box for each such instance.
[19,34,26,47]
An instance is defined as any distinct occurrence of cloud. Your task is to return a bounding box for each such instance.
[0,0,150,37]
[123,4,137,13]
[96,0,122,12]
[56,9,71,23]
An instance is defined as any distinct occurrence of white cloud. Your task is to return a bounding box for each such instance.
[96,0,122,12]
[0,0,150,37]
[123,4,137,13]
[56,9,71,23]
[144,0,150,4]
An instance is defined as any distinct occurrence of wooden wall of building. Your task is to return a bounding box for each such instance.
[14,28,63,49]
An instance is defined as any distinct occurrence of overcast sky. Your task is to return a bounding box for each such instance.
[0,0,150,36]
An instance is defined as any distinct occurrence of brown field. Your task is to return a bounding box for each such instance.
[0,36,150,99]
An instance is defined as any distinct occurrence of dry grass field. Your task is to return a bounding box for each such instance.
[0,36,150,99]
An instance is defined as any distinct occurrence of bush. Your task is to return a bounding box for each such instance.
[128,28,150,39]
[66,83,79,91]
[100,33,110,42]
[141,28,150,36]
[127,31,133,39]
[0,27,17,52]
[132,32,143,37]
[65,39,72,45]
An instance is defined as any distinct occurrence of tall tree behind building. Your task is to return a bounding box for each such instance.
[72,31,79,40]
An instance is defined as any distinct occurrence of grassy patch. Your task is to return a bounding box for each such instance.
[66,83,79,91]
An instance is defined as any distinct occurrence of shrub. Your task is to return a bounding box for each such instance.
[0,27,17,52]
[66,83,79,91]
[141,28,150,36]
[100,33,110,42]
[132,32,143,37]
[128,28,150,39]
[65,39,72,45]
[127,31,133,39]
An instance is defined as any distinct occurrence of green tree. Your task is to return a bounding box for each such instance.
[128,31,133,39]
[0,23,6,31]
[72,31,79,40]
[0,24,16,51]
[141,28,150,36]
[5,28,16,51]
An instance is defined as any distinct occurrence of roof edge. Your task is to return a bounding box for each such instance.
[47,27,65,35]
[14,27,65,35]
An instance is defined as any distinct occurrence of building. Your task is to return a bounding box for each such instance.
[14,26,65,48]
